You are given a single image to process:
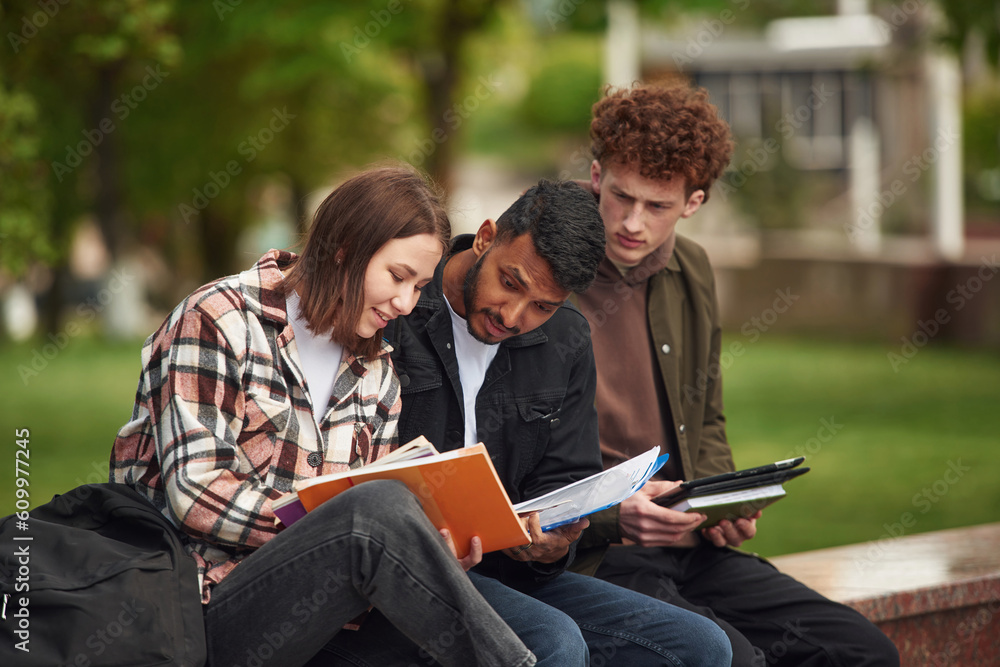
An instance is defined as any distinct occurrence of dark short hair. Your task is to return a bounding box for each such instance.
[590,81,733,202]
[283,164,450,358]
[493,180,605,294]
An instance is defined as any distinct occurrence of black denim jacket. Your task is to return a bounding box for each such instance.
[385,235,602,584]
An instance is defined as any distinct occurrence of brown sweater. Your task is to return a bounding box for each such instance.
[570,235,735,574]
[574,243,682,482]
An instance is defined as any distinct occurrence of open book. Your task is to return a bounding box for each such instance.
[272,438,528,558]
[273,440,668,553]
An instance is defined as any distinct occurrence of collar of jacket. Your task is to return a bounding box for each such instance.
[239,249,296,327]
[593,239,681,288]
[414,234,549,349]
[239,249,388,372]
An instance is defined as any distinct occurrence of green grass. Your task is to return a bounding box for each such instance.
[2,334,998,557]
[720,335,1000,556]
[2,337,142,515]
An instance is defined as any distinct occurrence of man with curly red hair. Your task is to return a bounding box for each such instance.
[570,81,900,667]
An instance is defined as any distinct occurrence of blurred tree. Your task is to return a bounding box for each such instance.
[1,0,523,309]
[405,0,502,188]
[963,86,1000,223]
[118,2,410,283]
[1,0,180,332]
[0,80,54,276]
[521,46,602,133]
[929,0,1000,68]
[2,0,179,262]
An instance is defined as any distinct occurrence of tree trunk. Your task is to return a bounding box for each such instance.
[421,0,499,190]
[94,63,126,263]
[421,49,460,190]
[41,264,68,337]
[291,178,310,237]
[196,206,243,283]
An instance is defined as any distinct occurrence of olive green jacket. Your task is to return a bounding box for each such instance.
[571,234,736,575]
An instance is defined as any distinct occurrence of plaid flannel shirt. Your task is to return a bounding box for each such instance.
[111,250,401,602]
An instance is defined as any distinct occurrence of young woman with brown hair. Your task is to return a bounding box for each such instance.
[111,165,534,667]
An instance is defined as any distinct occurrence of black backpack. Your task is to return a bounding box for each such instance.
[0,483,206,666]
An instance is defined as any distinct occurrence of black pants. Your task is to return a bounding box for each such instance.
[595,544,900,667]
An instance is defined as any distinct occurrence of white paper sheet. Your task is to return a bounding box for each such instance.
[513,446,666,531]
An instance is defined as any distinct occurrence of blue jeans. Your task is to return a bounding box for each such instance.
[202,480,534,667]
[318,568,732,666]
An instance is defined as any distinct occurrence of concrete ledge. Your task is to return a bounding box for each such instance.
[769,523,1000,666]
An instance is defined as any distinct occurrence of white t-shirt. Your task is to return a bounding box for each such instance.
[286,291,344,422]
[444,297,500,448]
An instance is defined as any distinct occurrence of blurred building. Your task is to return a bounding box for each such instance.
[604,0,1000,346]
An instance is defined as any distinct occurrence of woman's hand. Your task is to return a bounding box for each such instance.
[440,529,483,571]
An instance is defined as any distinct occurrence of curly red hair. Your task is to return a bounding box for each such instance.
[590,82,733,202]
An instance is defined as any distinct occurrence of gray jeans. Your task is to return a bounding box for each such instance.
[202,480,534,667]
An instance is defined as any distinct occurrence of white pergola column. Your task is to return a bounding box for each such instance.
[849,116,882,254]
[605,0,641,87]
[928,51,964,261]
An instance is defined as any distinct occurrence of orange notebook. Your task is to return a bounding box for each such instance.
[277,441,529,558]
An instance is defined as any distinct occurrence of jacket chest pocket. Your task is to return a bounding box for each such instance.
[513,397,562,443]
[240,389,292,472]
[396,354,443,394]
[495,395,564,486]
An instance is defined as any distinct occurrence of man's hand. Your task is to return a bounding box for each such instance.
[618,480,708,547]
[440,529,483,571]
[504,513,588,564]
[701,512,760,548]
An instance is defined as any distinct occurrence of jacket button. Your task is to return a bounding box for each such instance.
[307,452,323,467]
[678,424,686,434]
[398,373,410,387]
[661,344,671,354]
